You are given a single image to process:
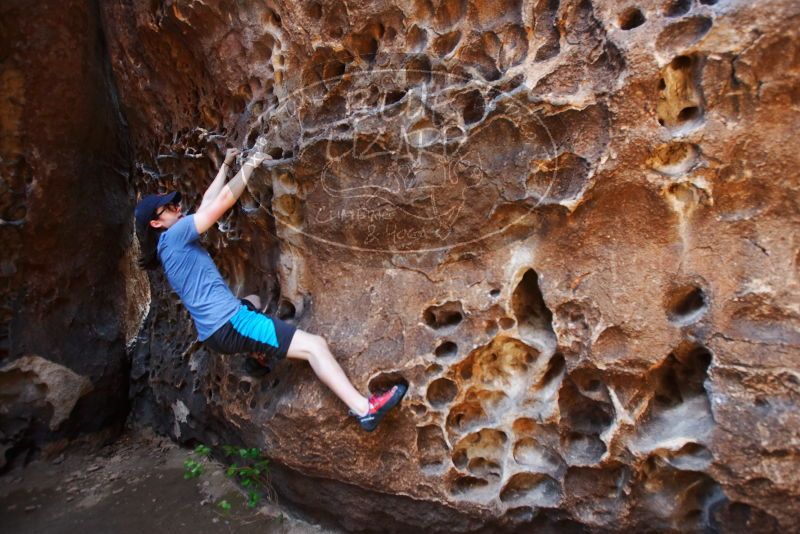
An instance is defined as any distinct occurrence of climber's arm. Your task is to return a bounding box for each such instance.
[198,148,239,213]
[193,150,270,235]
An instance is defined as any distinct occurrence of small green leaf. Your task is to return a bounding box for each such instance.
[247,490,260,508]
[218,500,232,511]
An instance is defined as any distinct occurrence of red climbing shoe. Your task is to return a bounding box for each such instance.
[352,384,408,432]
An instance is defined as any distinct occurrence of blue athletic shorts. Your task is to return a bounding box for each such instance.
[204,299,296,365]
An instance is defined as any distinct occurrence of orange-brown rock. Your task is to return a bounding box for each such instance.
[8,0,799,531]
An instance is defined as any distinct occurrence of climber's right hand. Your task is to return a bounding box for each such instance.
[223,148,240,166]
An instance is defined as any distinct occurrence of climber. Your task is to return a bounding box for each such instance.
[133,141,406,431]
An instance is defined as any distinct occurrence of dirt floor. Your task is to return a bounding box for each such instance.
[0,429,338,534]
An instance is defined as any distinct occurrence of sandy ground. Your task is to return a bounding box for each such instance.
[0,429,338,534]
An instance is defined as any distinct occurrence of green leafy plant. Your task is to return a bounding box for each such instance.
[182,444,212,479]
[183,443,273,511]
[222,446,271,508]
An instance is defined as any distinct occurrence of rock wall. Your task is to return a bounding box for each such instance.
[0,0,143,467]
[103,0,799,531]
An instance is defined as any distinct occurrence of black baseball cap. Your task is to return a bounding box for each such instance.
[134,191,182,229]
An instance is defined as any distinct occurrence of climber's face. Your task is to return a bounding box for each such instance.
[149,202,183,230]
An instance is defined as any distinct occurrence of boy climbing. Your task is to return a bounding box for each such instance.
[134,141,406,431]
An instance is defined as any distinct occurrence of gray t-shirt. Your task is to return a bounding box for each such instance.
[157,214,241,341]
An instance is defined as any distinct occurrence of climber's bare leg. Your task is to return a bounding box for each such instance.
[287,330,369,416]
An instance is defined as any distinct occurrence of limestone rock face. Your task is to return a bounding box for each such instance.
[103,0,799,531]
[0,0,140,467]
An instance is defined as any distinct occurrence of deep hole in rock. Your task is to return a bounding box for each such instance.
[267,147,284,159]
[446,392,503,434]
[677,106,700,122]
[458,89,484,125]
[653,356,683,407]
[675,344,712,394]
[423,301,465,330]
[618,7,646,30]
[427,377,459,407]
[511,269,556,349]
[432,30,461,57]
[532,0,560,61]
[426,363,443,375]
[322,59,345,81]
[489,288,501,298]
[460,365,473,381]
[405,54,432,85]
[663,0,691,17]
[434,340,458,358]
[656,54,704,130]
[538,353,565,388]
[499,317,515,330]
[246,129,259,147]
[657,16,713,55]
[559,377,614,435]
[671,55,692,70]
[385,90,406,105]
[652,344,712,407]
[499,473,561,505]
[467,457,502,479]
[666,284,707,323]
[451,428,507,477]
[344,31,379,60]
[368,371,409,395]
[277,299,296,320]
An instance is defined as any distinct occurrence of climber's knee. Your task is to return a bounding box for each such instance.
[286,329,327,361]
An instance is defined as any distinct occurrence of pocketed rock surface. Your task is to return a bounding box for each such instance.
[7,0,799,532]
